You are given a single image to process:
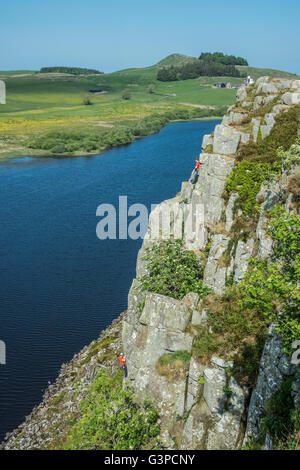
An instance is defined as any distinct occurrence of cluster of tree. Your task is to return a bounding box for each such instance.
[199,52,248,66]
[157,51,248,82]
[39,67,103,75]
[157,61,242,82]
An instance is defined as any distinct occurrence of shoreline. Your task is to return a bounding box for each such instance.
[0,116,222,162]
[1,312,126,449]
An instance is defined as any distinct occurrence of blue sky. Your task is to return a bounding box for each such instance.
[1,0,299,73]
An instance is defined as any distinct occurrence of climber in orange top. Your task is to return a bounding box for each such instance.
[189,157,201,185]
[119,353,128,378]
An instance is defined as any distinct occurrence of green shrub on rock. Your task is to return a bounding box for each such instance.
[140,239,211,300]
[156,350,191,382]
[237,105,300,164]
[260,378,300,450]
[225,160,280,214]
[65,368,160,450]
[192,285,267,383]
[240,206,300,355]
[226,140,300,216]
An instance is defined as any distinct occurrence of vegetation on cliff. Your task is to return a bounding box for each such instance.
[192,203,300,392]
[156,350,191,382]
[225,105,300,215]
[140,239,211,300]
[241,206,300,355]
[194,137,300,390]
[231,108,300,212]
[225,159,280,214]
[65,368,160,450]
[237,105,300,164]
[247,378,300,450]
[261,379,300,450]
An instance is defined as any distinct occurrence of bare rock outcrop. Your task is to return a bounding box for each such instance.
[244,327,295,443]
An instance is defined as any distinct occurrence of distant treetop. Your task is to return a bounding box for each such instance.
[199,52,248,66]
[39,67,103,75]
[157,51,248,82]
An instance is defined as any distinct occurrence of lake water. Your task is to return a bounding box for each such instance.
[0,120,219,440]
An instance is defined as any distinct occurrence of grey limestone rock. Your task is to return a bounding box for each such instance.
[202,133,213,150]
[236,86,247,102]
[195,152,235,227]
[225,193,239,232]
[203,367,227,415]
[203,234,233,295]
[291,80,300,90]
[233,238,255,283]
[244,327,294,441]
[213,124,241,155]
[251,118,261,142]
[281,92,300,105]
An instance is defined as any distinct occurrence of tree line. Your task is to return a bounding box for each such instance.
[199,52,248,66]
[39,67,103,75]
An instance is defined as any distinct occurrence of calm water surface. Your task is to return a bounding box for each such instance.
[0,120,219,440]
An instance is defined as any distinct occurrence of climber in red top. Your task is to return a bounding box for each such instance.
[189,157,201,185]
[119,353,125,366]
[119,353,128,378]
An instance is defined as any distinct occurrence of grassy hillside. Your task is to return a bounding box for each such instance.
[156,53,299,79]
[0,70,36,78]
[0,55,298,159]
[156,53,198,67]
[236,65,299,80]
[0,66,235,159]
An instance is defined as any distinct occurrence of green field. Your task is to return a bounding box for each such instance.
[0,54,298,159]
[236,65,299,80]
[0,70,36,78]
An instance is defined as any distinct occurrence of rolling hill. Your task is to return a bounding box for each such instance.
[156,53,199,68]
[0,53,299,159]
[155,53,299,79]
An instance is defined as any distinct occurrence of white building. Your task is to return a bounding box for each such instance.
[246,75,254,86]
[0,80,6,104]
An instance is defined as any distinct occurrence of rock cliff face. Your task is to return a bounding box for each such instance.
[2,76,299,450]
[244,326,297,444]
[122,76,300,449]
